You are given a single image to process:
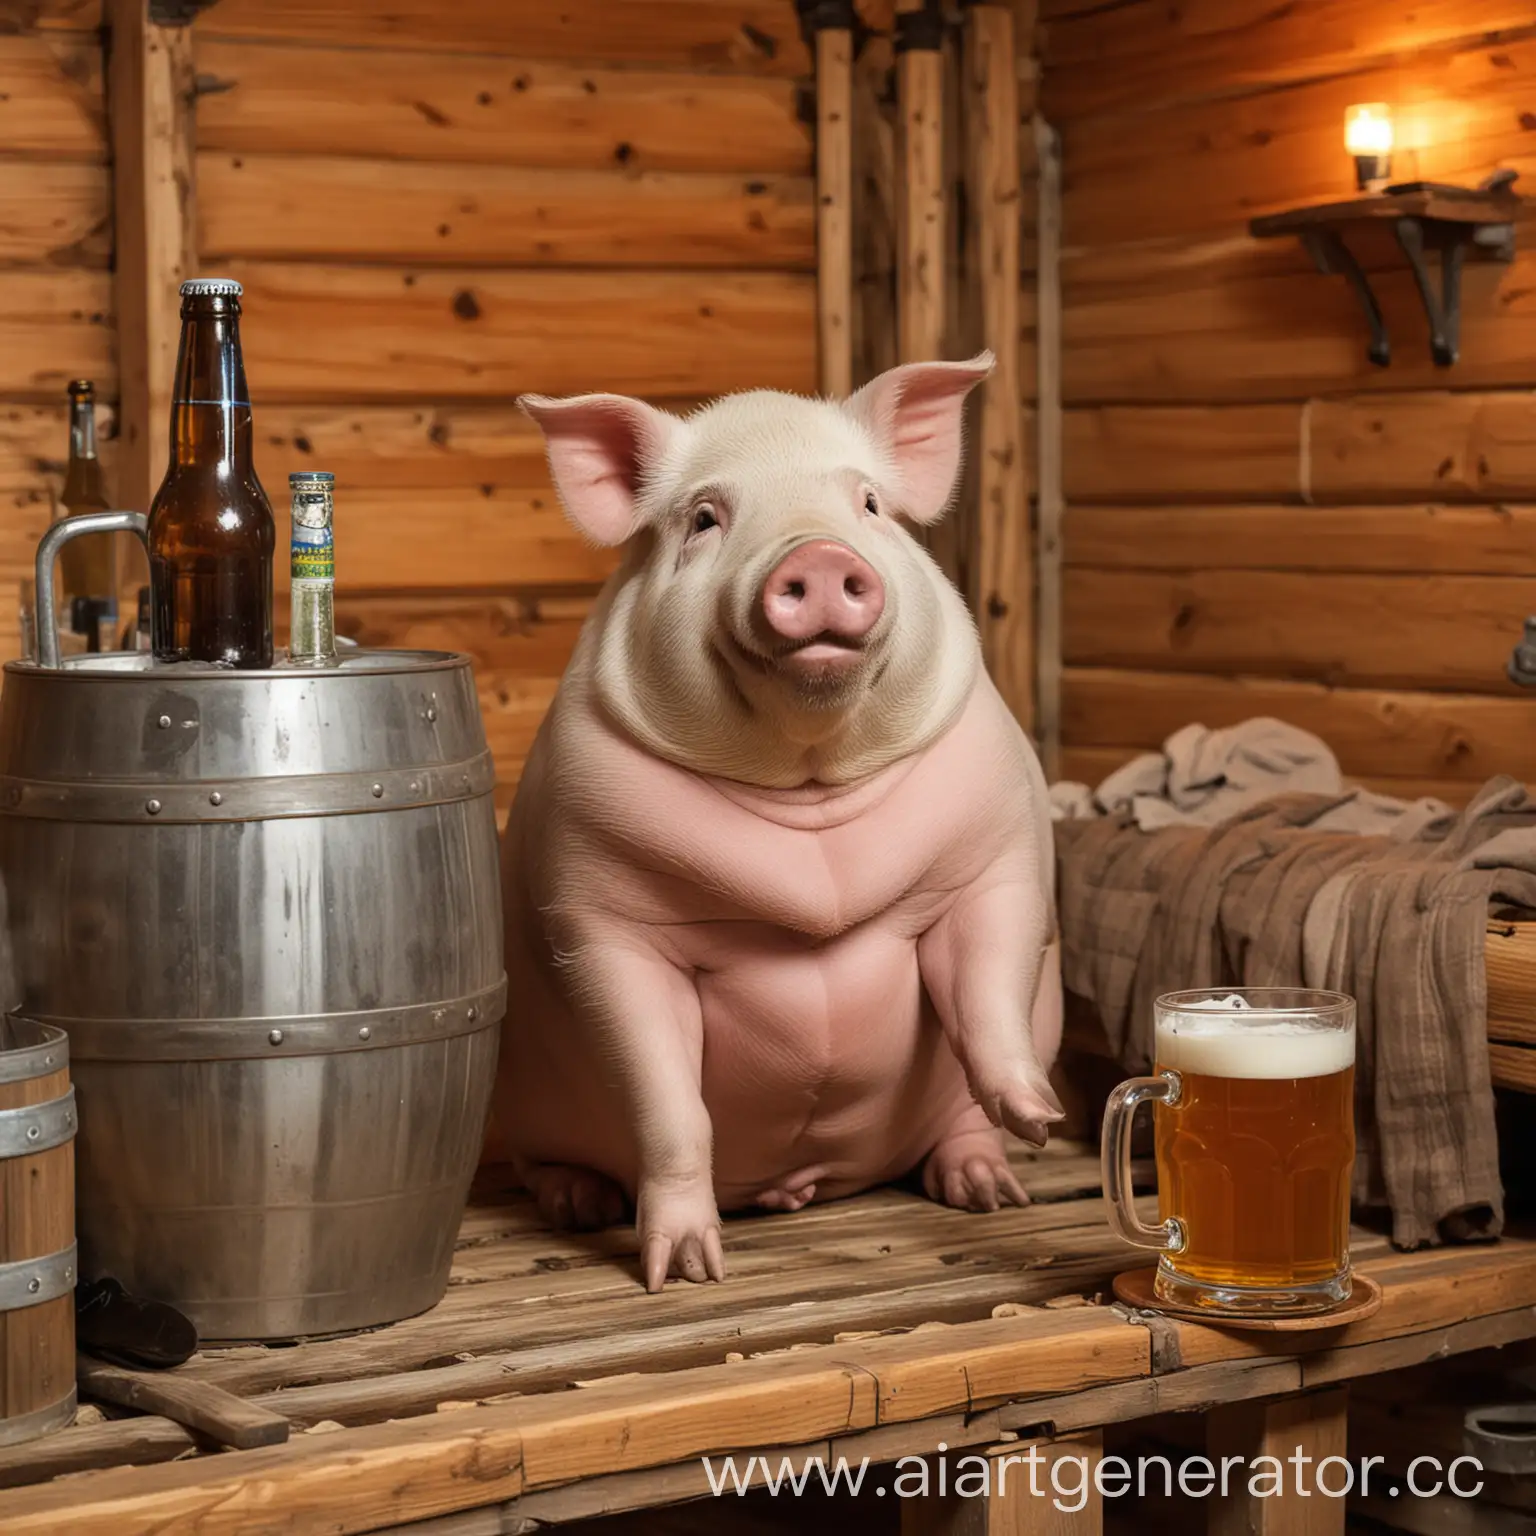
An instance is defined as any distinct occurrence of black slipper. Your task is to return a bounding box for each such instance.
[75,1277,199,1370]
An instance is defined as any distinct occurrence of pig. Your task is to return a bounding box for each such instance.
[484,352,1065,1291]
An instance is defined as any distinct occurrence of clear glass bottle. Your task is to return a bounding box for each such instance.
[55,379,117,654]
[288,471,336,665]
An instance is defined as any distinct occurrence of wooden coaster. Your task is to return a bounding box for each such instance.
[1111,1267,1384,1331]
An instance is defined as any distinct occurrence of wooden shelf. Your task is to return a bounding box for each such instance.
[1250,185,1523,237]
[1,1142,1534,1534]
[1249,184,1524,369]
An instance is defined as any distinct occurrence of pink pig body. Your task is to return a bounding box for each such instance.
[486,355,1065,1289]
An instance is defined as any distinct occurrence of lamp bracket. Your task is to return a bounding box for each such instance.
[1248,186,1522,370]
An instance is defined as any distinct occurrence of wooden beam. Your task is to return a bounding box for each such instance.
[964,3,1031,732]
[902,1434,1104,1533]
[224,263,817,402]
[108,0,196,514]
[1032,115,1062,779]
[895,2,945,363]
[198,157,816,269]
[1061,568,1533,694]
[1207,1388,1349,1536]
[192,0,816,75]
[850,28,898,385]
[192,38,812,175]
[1059,668,1536,786]
[1063,393,1536,507]
[814,22,855,397]
[1064,503,1536,576]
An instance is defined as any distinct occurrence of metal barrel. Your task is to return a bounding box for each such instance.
[0,650,504,1341]
[0,1017,76,1445]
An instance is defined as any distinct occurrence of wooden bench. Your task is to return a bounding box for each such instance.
[0,1141,1531,1535]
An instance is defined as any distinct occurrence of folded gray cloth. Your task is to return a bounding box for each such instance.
[1056,772,1533,1250]
[1050,717,1453,838]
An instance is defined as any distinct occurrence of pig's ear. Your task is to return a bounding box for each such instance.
[845,352,995,524]
[517,393,678,546]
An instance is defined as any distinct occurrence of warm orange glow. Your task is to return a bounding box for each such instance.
[1345,103,1394,157]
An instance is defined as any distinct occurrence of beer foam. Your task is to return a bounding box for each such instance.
[1155,1010,1355,1080]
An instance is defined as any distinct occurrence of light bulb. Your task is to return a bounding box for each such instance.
[1344,104,1394,156]
[1345,104,1393,192]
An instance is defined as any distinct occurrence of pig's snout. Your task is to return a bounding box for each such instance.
[762,540,885,644]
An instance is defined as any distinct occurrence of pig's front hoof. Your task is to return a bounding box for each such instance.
[922,1128,1030,1213]
[974,1071,1066,1148]
[636,1181,727,1293]
[522,1162,629,1232]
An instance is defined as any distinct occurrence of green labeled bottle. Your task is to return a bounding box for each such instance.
[148,278,275,667]
[288,471,336,665]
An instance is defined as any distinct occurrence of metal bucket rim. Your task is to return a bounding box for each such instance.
[0,1389,76,1449]
[2,647,473,681]
[0,1015,68,1082]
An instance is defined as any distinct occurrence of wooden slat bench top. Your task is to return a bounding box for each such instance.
[0,1141,1532,1535]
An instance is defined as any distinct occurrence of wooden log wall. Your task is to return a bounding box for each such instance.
[859,1,1041,719]
[1040,1,1536,804]
[0,0,1042,821]
[0,0,115,660]
[181,0,835,819]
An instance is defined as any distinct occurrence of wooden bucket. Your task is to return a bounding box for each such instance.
[0,1016,76,1446]
[1485,911,1536,1093]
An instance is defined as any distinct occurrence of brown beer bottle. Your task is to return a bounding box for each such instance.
[148,278,275,667]
[55,379,116,653]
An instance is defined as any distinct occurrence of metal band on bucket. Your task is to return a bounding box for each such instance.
[0,1089,77,1158]
[0,1390,77,1449]
[0,1242,77,1313]
[39,978,507,1063]
[0,752,496,824]
[0,1019,68,1084]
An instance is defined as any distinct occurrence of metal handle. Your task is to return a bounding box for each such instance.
[1100,1070,1186,1254]
[34,511,149,670]
[1464,1404,1536,1475]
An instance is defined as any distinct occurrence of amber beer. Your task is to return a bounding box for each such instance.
[1101,989,1356,1315]
[148,278,275,668]
[55,379,116,653]
[1154,1009,1355,1297]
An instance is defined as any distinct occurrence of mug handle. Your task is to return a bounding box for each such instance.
[33,512,150,670]
[1100,1070,1187,1253]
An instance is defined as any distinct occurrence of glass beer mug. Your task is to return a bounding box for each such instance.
[1101,988,1357,1315]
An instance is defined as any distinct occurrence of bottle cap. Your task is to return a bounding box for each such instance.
[67,379,94,398]
[289,472,335,484]
[180,278,243,297]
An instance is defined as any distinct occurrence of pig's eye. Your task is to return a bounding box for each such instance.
[692,504,719,534]
[864,490,880,516]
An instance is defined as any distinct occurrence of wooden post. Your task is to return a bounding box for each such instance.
[963,2,1030,731]
[108,0,198,519]
[895,0,952,586]
[1207,1389,1349,1536]
[850,28,897,387]
[902,1434,1105,1534]
[810,5,855,399]
[895,0,946,365]
[935,9,974,604]
[1032,113,1062,781]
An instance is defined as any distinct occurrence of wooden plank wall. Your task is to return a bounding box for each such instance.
[0,0,1038,821]
[1039,1,1536,804]
[183,0,834,817]
[0,0,115,659]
